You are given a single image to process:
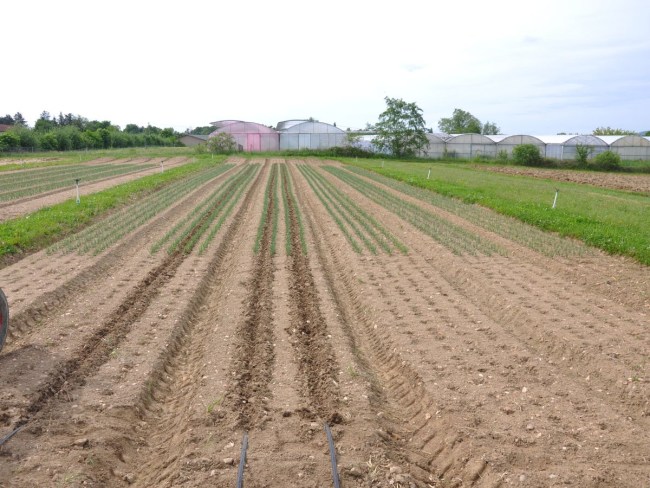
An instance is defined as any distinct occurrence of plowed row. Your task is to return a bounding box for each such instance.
[0,158,648,487]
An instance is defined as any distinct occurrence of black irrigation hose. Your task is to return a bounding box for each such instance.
[0,425,23,447]
[236,431,248,488]
[324,423,341,488]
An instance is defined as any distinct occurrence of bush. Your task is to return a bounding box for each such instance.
[497,149,509,162]
[207,133,237,153]
[512,144,542,166]
[592,150,621,170]
[575,144,593,166]
[0,131,20,151]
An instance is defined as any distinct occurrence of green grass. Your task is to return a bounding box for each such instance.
[344,159,650,265]
[0,156,227,262]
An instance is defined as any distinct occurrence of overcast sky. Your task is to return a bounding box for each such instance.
[2,0,649,134]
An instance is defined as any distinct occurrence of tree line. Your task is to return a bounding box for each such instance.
[0,111,182,152]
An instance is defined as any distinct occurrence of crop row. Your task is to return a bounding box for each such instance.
[153,164,259,255]
[51,163,234,255]
[0,162,155,202]
[298,164,406,255]
[280,164,307,256]
[254,164,279,255]
[344,166,588,258]
[325,166,504,256]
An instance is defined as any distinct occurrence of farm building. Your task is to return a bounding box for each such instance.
[179,134,209,147]
[277,120,346,150]
[445,134,497,159]
[596,135,650,160]
[209,120,279,152]
[538,135,608,160]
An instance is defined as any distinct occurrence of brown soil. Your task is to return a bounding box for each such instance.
[0,158,648,487]
[0,158,191,221]
[480,165,650,194]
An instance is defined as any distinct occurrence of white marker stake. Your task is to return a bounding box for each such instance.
[161,162,164,173]
[427,168,431,180]
[552,189,559,209]
[381,160,384,168]
[75,179,81,205]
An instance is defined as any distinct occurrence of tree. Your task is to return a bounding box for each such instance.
[482,121,501,135]
[438,108,482,134]
[190,125,216,135]
[14,112,27,127]
[592,127,637,136]
[0,114,14,125]
[207,132,237,153]
[373,96,429,157]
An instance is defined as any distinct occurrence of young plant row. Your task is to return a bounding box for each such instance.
[280,164,307,256]
[0,162,155,202]
[298,164,406,255]
[345,166,588,258]
[254,163,280,255]
[51,164,234,255]
[153,164,259,255]
[325,166,503,256]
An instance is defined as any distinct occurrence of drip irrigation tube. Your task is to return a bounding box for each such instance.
[236,431,248,488]
[0,425,23,447]
[324,423,341,488]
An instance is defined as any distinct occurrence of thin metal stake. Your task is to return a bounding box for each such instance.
[75,178,81,204]
[236,432,248,488]
[427,168,431,180]
[160,162,164,173]
[552,188,559,209]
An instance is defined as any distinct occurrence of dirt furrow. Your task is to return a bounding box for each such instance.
[228,161,278,430]
[282,164,340,422]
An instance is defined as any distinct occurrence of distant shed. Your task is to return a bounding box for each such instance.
[209,120,279,152]
[179,134,209,147]
[277,120,346,150]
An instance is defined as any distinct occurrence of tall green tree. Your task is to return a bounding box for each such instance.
[482,121,501,135]
[438,108,482,134]
[13,112,27,126]
[374,97,429,157]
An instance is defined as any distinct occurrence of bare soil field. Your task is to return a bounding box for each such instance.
[480,165,650,194]
[0,158,648,487]
[0,158,190,221]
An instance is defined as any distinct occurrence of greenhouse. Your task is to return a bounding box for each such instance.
[209,120,279,152]
[596,135,650,160]
[277,120,346,150]
[420,134,448,158]
[445,134,497,159]
[538,135,608,160]
[486,135,546,157]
